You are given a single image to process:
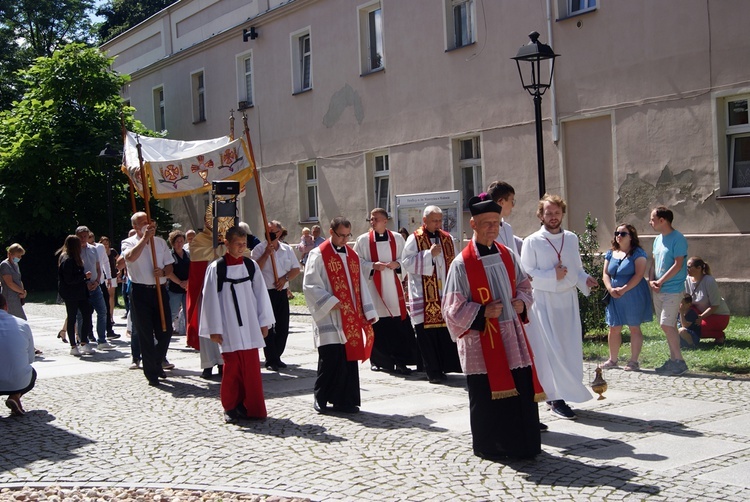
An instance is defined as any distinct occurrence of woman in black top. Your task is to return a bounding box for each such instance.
[58,235,94,355]
[166,230,190,335]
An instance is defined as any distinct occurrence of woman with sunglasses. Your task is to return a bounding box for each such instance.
[600,224,652,371]
[684,257,730,345]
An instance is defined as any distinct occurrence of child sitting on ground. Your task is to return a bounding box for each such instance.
[678,294,701,349]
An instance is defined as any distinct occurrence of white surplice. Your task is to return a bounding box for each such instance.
[353,231,406,318]
[303,243,378,348]
[199,259,275,353]
[521,228,593,403]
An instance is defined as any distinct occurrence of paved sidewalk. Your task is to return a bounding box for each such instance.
[1,303,749,501]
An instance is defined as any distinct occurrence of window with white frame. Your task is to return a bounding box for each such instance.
[236,52,254,109]
[725,96,750,194]
[558,0,596,18]
[153,86,165,131]
[445,0,475,50]
[291,29,312,93]
[458,136,482,208]
[192,71,206,123]
[359,1,384,74]
[300,162,319,221]
[372,152,390,213]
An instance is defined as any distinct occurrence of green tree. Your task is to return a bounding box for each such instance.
[0,0,96,109]
[576,212,608,336]
[95,0,175,43]
[0,43,169,290]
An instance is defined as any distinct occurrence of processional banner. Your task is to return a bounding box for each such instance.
[122,131,254,199]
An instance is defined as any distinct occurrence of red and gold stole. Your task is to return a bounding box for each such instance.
[461,241,546,401]
[369,230,407,320]
[414,226,455,328]
[320,240,375,362]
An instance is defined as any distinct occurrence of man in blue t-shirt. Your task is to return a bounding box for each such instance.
[649,206,689,376]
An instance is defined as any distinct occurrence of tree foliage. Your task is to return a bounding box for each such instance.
[576,212,609,336]
[0,0,95,109]
[0,43,170,290]
[95,0,175,44]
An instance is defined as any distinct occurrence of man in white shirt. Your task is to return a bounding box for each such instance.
[121,212,175,386]
[75,226,112,351]
[88,231,119,339]
[251,220,301,371]
[0,293,36,416]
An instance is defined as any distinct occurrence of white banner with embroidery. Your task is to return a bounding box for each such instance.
[122,131,254,199]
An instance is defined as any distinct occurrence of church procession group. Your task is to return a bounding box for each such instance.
[109,178,688,463]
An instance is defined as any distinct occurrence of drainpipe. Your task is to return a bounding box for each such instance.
[546,0,560,143]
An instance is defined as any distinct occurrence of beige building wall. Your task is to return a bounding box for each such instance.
[103,0,750,313]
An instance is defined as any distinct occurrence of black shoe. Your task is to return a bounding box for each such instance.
[277,361,288,369]
[217,365,223,376]
[201,368,213,379]
[265,363,279,372]
[107,332,121,339]
[313,400,328,414]
[148,379,160,387]
[224,410,240,424]
[474,450,507,462]
[159,371,168,379]
[539,422,549,432]
[234,403,249,420]
[370,365,382,372]
[394,364,413,375]
[548,400,576,420]
[428,377,442,384]
[332,404,360,414]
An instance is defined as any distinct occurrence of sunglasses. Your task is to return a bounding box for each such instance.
[614,231,630,237]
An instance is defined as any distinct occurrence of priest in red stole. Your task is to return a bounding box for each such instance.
[353,208,419,375]
[442,195,546,461]
[303,216,378,414]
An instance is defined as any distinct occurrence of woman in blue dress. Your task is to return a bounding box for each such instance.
[600,223,652,371]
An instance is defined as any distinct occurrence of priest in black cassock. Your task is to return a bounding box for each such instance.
[442,194,546,461]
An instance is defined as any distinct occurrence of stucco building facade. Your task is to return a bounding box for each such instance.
[102,0,750,313]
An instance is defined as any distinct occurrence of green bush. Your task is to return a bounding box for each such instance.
[576,212,608,336]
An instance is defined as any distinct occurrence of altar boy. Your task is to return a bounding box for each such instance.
[199,226,275,423]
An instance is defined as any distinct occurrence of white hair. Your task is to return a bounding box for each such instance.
[238,221,252,234]
[423,205,443,218]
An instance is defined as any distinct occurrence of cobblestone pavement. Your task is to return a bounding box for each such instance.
[1,303,749,501]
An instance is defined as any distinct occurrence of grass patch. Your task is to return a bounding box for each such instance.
[584,316,750,377]
[288,291,307,307]
[25,290,60,305]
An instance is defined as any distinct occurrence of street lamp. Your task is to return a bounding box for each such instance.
[98,143,123,240]
[512,31,559,199]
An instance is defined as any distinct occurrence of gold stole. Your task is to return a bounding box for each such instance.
[414,226,455,328]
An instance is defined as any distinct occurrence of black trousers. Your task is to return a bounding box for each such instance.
[414,323,462,379]
[130,284,173,382]
[64,297,92,345]
[99,283,113,332]
[314,344,360,408]
[263,288,290,366]
[467,367,541,459]
[1,367,36,396]
[370,316,420,369]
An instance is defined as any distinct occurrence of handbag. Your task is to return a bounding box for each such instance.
[601,291,611,306]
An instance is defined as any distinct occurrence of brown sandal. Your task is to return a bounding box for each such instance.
[57,330,68,343]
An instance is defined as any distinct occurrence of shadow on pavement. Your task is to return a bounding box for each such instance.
[0,410,95,473]
[508,452,661,494]
[575,409,704,438]
[236,416,345,443]
[338,410,449,433]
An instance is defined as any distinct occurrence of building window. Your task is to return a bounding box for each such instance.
[726,97,750,194]
[373,153,390,213]
[359,1,384,74]
[300,162,319,221]
[457,136,482,208]
[445,0,475,50]
[291,29,312,93]
[192,71,206,123]
[558,0,597,18]
[236,52,254,109]
[153,86,165,131]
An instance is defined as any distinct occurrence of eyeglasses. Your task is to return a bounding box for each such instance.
[614,231,630,237]
[333,230,352,239]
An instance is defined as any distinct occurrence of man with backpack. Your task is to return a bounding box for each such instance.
[199,226,275,423]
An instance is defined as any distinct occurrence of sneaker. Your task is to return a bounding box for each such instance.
[98,342,115,350]
[623,360,640,372]
[548,400,577,420]
[80,344,96,355]
[669,359,689,376]
[654,359,674,374]
[107,332,121,340]
[70,346,81,356]
[599,359,619,369]
[129,361,141,370]
[162,360,175,370]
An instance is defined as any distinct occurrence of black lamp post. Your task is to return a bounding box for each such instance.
[98,143,123,240]
[512,31,559,199]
